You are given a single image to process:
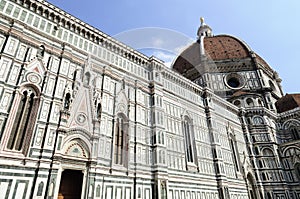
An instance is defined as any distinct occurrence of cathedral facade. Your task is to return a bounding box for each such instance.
[0,0,299,199]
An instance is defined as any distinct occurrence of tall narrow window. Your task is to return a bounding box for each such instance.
[114,114,128,165]
[290,127,300,140]
[37,181,44,196]
[7,87,38,153]
[229,134,240,172]
[295,163,300,182]
[96,185,101,197]
[183,116,194,163]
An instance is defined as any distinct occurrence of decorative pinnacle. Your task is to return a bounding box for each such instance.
[200,17,205,25]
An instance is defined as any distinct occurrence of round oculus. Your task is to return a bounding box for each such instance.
[224,73,245,89]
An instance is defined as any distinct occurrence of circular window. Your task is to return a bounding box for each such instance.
[225,73,245,89]
[233,100,241,107]
[228,77,240,88]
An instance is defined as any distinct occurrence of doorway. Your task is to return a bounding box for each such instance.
[58,169,83,199]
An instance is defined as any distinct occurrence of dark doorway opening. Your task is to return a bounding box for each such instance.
[58,169,83,199]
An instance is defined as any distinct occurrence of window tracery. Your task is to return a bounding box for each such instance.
[7,87,39,154]
[183,116,194,163]
[114,114,128,166]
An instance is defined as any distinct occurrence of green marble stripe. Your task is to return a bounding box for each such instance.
[12,180,29,199]
[0,171,48,178]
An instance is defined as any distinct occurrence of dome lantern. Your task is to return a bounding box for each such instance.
[197,17,213,38]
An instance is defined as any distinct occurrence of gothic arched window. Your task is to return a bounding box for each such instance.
[114,114,128,165]
[37,181,44,196]
[7,87,39,154]
[262,148,276,169]
[229,134,240,172]
[96,185,101,197]
[183,116,194,163]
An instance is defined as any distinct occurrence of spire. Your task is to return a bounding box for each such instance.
[197,17,212,38]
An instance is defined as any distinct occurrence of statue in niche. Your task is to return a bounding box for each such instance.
[64,93,71,110]
[94,92,102,119]
[84,72,91,86]
[96,102,101,119]
[37,45,45,58]
[122,79,126,90]
[160,181,167,199]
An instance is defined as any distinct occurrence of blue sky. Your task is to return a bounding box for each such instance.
[47,0,300,94]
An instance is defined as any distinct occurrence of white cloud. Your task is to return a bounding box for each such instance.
[152,51,175,61]
[114,27,193,54]
[152,50,176,67]
[151,37,165,48]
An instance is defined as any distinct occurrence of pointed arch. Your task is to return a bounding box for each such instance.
[7,86,40,154]
[283,146,300,157]
[84,72,91,86]
[113,112,129,166]
[261,147,277,169]
[282,119,300,140]
[262,147,274,156]
[252,115,264,125]
[96,184,101,197]
[228,131,240,172]
[37,181,44,196]
[246,173,258,199]
[63,137,90,159]
[116,89,129,115]
[26,57,46,76]
[182,115,195,163]
[282,119,300,130]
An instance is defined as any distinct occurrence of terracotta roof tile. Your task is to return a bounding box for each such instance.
[255,53,273,72]
[275,94,300,113]
[204,35,249,60]
[172,34,274,79]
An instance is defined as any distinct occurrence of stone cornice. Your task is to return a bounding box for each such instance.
[162,66,203,96]
[210,92,240,115]
[12,0,152,68]
[277,107,300,122]
[244,107,277,119]
[0,12,87,65]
